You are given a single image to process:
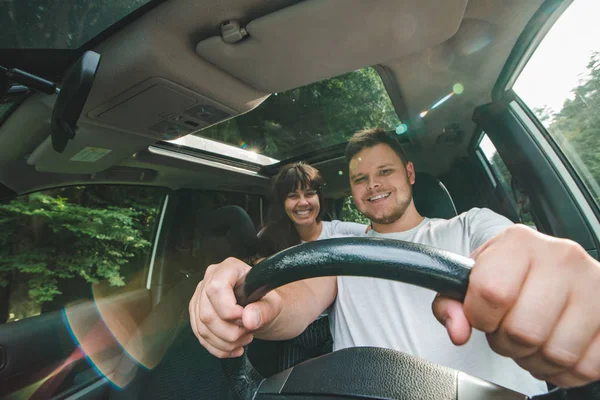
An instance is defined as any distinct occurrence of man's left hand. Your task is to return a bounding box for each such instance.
[432,224,600,388]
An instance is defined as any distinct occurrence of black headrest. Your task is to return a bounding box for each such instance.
[412,173,457,220]
[195,205,257,261]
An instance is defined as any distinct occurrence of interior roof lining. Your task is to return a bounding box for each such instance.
[196,0,469,93]
[0,0,551,196]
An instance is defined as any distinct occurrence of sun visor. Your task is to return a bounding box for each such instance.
[27,123,153,174]
[196,0,468,93]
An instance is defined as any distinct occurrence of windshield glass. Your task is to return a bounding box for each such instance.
[0,0,152,49]
[191,67,402,162]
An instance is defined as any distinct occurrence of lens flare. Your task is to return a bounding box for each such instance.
[395,123,408,134]
[6,339,92,399]
[419,110,429,118]
[430,93,455,110]
[338,170,344,176]
[453,83,464,95]
[61,270,182,390]
[240,141,248,149]
[63,292,143,389]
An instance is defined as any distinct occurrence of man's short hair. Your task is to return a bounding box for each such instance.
[345,128,408,166]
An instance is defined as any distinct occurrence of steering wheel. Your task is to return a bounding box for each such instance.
[219,237,544,399]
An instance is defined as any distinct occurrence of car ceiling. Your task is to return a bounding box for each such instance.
[0,0,546,199]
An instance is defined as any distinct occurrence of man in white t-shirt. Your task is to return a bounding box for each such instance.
[190,128,600,396]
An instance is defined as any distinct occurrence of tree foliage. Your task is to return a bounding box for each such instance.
[199,68,400,160]
[0,186,163,309]
[341,197,370,225]
[530,51,600,203]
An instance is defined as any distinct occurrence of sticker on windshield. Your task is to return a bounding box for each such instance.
[70,147,112,162]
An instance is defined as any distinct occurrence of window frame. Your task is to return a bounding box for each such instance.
[475,131,545,228]
[510,92,600,224]
[146,192,170,290]
[508,97,600,240]
[473,133,519,222]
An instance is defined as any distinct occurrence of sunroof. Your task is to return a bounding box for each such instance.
[0,0,153,49]
[192,67,402,163]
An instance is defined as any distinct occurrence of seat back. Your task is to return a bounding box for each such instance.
[111,205,257,400]
[412,173,457,219]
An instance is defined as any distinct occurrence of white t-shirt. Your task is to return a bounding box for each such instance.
[318,220,368,240]
[329,208,548,397]
[309,220,366,319]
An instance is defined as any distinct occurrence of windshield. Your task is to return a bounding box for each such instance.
[191,67,402,162]
[0,0,152,49]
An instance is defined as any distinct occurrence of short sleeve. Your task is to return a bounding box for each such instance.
[328,220,368,237]
[467,208,513,252]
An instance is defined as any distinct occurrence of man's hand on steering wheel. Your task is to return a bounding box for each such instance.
[432,224,600,388]
[189,258,280,358]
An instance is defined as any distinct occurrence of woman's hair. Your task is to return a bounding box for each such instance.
[256,162,325,258]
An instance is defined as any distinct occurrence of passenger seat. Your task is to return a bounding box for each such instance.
[110,205,257,400]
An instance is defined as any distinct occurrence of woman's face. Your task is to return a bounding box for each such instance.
[284,187,320,227]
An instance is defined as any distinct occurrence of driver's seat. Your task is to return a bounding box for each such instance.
[412,173,457,219]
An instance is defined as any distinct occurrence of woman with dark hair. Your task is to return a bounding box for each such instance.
[256,162,366,259]
[248,162,367,375]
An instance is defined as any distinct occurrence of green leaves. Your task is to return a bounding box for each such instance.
[197,67,400,160]
[0,186,164,305]
[341,197,370,225]
[533,51,600,205]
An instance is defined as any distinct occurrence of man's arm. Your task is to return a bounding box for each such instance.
[254,277,337,340]
[432,224,600,388]
[466,207,513,252]
[189,257,337,358]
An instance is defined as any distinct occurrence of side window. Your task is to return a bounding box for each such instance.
[340,196,370,224]
[0,185,166,323]
[513,0,600,211]
[477,134,537,228]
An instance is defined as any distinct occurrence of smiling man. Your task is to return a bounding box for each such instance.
[189,128,600,397]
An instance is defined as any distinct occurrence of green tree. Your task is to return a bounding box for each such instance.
[0,186,163,315]
[532,51,600,203]
[199,68,401,159]
[341,197,370,225]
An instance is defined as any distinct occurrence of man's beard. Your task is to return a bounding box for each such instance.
[360,185,413,225]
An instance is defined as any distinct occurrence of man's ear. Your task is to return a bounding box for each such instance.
[406,162,416,185]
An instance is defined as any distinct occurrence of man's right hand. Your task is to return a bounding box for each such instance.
[189,257,283,358]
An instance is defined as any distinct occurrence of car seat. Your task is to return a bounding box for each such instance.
[109,205,257,400]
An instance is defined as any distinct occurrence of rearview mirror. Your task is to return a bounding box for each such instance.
[50,51,101,153]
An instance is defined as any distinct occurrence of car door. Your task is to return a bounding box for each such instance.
[0,185,167,399]
[473,0,600,258]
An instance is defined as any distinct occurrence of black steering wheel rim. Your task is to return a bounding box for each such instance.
[221,237,540,400]
[235,237,473,306]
